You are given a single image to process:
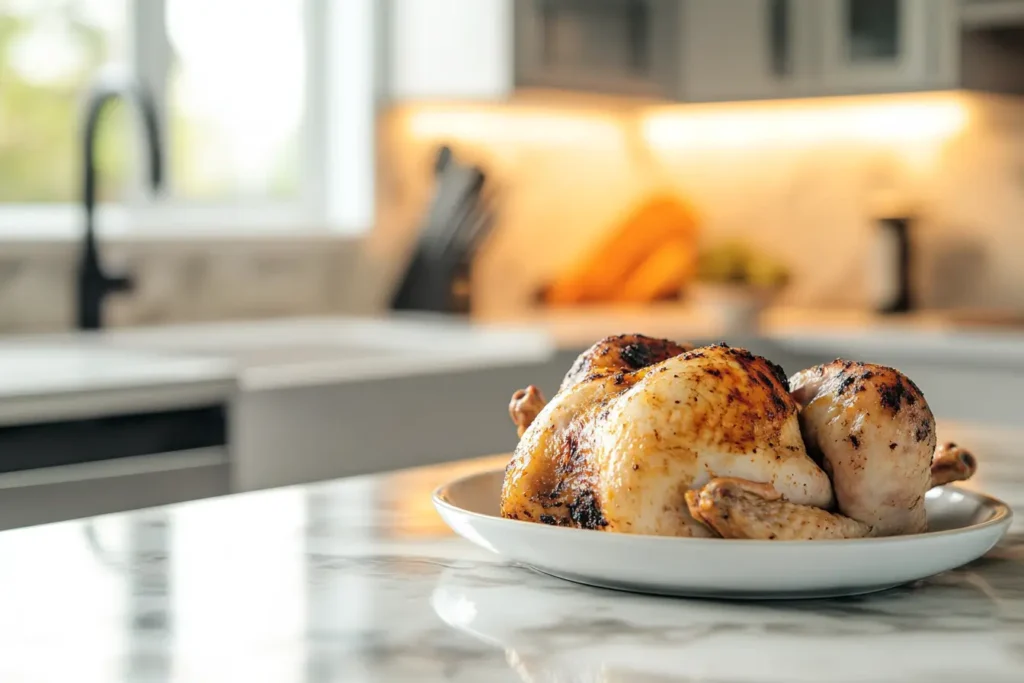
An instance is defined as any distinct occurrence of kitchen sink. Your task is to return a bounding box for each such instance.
[0,315,554,496]
[99,315,553,390]
[111,338,403,369]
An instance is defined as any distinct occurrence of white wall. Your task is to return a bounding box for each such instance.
[388,0,512,101]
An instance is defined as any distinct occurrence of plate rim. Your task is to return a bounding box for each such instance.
[433,467,1014,547]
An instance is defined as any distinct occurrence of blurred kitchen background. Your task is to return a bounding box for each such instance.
[2,0,1024,527]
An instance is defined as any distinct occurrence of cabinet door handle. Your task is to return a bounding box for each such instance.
[540,0,557,66]
[769,0,792,77]
[627,0,649,72]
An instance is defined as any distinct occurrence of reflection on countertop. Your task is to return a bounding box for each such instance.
[1,421,1023,682]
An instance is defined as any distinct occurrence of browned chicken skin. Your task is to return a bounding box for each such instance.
[789,360,936,536]
[559,333,694,393]
[508,335,691,440]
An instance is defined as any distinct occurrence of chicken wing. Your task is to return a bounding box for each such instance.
[686,478,872,540]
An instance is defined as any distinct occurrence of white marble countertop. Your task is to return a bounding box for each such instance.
[97,314,554,391]
[3,420,1021,682]
[0,340,236,426]
[479,304,1024,366]
[0,314,552,422]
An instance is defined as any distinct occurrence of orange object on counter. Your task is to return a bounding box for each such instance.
[613,238,697,303]
[544,194,699,306]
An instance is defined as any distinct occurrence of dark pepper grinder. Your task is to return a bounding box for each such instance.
[869,214,913,314]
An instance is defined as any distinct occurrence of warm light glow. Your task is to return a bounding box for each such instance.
[642,93,970,150]
[398,94,970,153]
[402,105,626,147]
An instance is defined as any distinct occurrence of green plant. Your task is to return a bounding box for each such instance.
[696,241,790,289]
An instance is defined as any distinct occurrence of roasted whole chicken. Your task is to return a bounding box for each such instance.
[502,335,977,540]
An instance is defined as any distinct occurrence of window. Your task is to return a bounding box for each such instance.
[0,0,374,234]
[166,0,304,200]
[0,0,128,202]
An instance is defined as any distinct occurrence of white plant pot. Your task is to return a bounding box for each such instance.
[689,283,772,334]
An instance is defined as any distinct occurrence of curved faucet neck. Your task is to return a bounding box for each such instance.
[81,75,164,220]
[77,72,164,331]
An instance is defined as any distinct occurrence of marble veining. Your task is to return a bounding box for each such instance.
[2,422,1023,682]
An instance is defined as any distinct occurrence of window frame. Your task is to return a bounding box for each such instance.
[0,0,376,240]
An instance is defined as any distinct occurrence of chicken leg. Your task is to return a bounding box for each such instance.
[509,385,546,438]
[789,360,937,536]
[690,361,979,540]
[688,439,980,540]
[931,441,978,488]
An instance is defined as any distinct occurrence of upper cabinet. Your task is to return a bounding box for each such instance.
[513,0,682,98]
[509,0,964,102]
[961,0,1024,29]
[682,1,820,102]
[816,0,958,94]
[685,0,961,101]
[381,0,1024,105]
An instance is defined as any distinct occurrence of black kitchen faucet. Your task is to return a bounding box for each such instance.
[77,71,163,330]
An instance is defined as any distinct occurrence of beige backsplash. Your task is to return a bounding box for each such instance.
[0,238,359,334]
[371,91,1024,317]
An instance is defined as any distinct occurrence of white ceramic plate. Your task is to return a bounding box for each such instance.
[433,468,1012,599]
